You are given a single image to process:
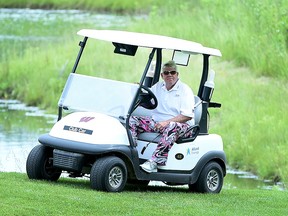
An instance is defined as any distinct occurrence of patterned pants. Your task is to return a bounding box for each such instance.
[129,116,191,165]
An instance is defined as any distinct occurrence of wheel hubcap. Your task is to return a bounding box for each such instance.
[109,166,123,188]
[206,169,219,191]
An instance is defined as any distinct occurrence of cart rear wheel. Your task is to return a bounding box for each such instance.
[90,156,127,192]
[193,161,223,193]
[26,145,62,181]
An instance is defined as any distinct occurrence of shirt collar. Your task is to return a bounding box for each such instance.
[161,79,181,91]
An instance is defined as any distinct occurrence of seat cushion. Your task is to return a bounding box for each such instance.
[138,132,161,143]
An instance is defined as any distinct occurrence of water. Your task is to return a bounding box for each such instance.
[0,8,132,25]
[0,8,143,35]
[0,100,57,172]
[0,8,146,60]
[225,169,285,190]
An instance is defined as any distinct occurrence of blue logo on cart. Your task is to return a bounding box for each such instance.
[186,147,199,155]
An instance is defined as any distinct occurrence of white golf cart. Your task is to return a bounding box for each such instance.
[26,29,226,193]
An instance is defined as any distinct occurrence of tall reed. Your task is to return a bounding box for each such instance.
[131,0,288,79]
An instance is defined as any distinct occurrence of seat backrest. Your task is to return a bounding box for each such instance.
[194,96,202,125]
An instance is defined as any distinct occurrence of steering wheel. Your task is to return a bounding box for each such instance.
[138,85,158,109]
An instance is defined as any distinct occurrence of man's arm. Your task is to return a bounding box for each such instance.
[155,114,192,130]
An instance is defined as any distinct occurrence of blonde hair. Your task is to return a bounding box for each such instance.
[162,60,177,71]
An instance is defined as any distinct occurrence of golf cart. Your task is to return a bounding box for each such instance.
[26,29,226,193]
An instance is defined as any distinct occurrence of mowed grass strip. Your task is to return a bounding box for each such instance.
[0,172,287,216]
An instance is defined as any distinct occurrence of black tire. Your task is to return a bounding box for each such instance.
[188,183,197,192]
[26,145,62,181]
[90,156,127,192]
[193,161,223,193]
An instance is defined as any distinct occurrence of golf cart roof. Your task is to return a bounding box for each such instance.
[77,29,222,57]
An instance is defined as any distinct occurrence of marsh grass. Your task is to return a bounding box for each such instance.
[0,0,163,12]
[209,61,288,181]
[0,0,287,182]
[132,0,288,79]
[0,173,287,216]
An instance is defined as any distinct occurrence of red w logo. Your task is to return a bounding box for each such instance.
[79,117,95,123]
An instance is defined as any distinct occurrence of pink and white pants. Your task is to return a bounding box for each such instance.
[129,116,191,166]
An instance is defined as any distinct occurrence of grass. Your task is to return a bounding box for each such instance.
[131,0,288,79]
[208,60,288,181]
[0,0,287,184]
[0,0,163,12]
[1,0,287,78]
[0,172,287,216]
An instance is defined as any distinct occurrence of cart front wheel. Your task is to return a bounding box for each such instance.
[26,145,61,181]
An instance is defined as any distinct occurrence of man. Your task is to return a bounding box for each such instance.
[129,60,195,173]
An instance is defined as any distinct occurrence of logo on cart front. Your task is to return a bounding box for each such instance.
[79,117,95,123]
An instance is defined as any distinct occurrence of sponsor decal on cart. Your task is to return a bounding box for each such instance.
[63,125,93,135]
[186,146,199,155]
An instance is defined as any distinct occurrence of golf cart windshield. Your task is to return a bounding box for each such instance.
[58,73,138,118]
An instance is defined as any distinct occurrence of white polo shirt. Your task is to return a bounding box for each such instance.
[151,80,195,126]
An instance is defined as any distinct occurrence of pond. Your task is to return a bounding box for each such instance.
[0,100,56,172]
[0,100,284,190]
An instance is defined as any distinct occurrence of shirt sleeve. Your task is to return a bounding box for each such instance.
[180,84,195,118]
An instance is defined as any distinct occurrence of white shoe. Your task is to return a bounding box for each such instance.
[157,164,166,170]
[140,160,157,173]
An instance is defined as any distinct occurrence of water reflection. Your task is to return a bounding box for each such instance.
[0,8,141,30]
[0,8,146,60]
[225,169,285,190]
[0,100,57,172]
